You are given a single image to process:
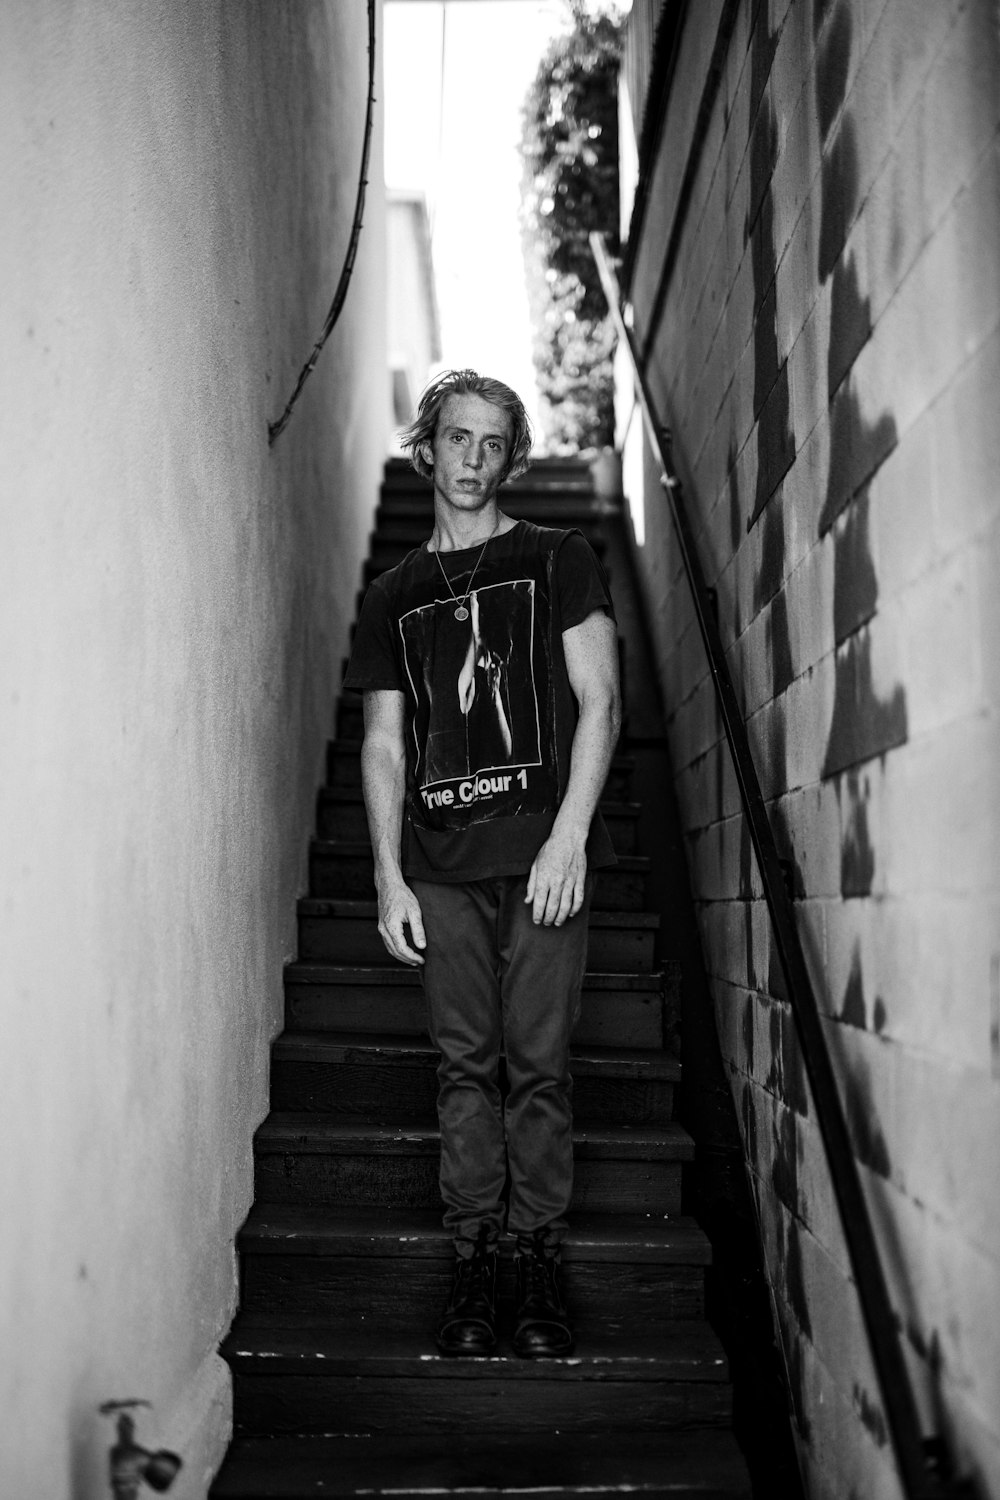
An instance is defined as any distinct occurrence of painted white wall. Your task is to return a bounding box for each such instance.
[0,3,386,1494]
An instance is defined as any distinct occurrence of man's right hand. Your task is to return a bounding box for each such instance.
[376,879,427,966]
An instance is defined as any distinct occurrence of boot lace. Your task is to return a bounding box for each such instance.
[452,1224,496,1307]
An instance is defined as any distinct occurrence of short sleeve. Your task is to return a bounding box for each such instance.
[343,578,403,693]
[555,531,616,632]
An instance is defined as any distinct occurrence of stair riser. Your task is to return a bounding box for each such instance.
[239,1256,705,1326]
[295,920,657,975]
[326,750,634,802]
[211,1430,753,1499]
[284,986,665,1049]
[317,800,372,841]
[336,702,364,740]
[268,1061,675,1125]
[308,853,645,913]
[231,1374,731,1438]
[252,1154,682,1215]
[316,799,639,855]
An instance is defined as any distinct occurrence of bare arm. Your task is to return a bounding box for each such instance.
[526,609,622,926]
[361,689,426,966]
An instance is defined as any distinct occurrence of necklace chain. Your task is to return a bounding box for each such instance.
[433,519,501,620]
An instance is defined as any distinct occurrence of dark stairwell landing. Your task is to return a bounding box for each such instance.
[211,458,799,1500]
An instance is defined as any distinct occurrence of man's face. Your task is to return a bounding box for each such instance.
[420,393,513,514]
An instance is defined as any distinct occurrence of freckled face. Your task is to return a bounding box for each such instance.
[420,393,513,515]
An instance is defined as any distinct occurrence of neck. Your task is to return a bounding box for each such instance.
[430,500,507,553]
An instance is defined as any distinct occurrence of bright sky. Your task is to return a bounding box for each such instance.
[383,1,584,436]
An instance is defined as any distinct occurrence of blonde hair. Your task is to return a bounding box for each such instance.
[400,369,533,483]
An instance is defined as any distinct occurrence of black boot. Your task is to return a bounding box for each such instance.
[512,1229,573,1357]
[435,1225,498,1356]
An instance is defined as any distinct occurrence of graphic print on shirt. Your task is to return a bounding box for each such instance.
[398,578,557,828]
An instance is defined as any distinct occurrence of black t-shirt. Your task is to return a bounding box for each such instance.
[344,519,618,883]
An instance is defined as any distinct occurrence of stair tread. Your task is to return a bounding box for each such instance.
[237,1204,710,1262]
[212,1429,750,1498]
[271,1030,681,1081]
[255,1116,694,1160]
[222,1320,729,1380]
[296,899,660,930]
[286,961,675,988]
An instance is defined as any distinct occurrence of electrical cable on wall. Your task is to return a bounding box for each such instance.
[268,0,377,446]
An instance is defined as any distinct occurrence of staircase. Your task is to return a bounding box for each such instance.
[211,458,752,1498]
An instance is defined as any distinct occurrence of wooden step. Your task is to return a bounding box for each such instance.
[211,1428,751,1498]
[317,787,642,854]
[326,741,636,801]
[308,840,649,911]
[295,903,662,976]
[335,691,363,740]
[236,1204,706,1261]
[269,1032,680,1124]
[284,963,674,1048]
[237,1205,709,1329]
[222,1323,731,1438]
[252,1117,693,1214]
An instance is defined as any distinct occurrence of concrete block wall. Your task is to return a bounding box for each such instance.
[622,1,1000,1495]
[0,4,386,1496]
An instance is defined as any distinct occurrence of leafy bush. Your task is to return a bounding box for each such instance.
[520,3,623,453]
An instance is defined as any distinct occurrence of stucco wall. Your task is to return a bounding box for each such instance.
[0,3,386,1495]
[621,2,1000,1496]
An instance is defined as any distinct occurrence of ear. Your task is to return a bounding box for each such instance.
[418,439,434,469]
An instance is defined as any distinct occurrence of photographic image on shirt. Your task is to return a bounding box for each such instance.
[398,578,553,825]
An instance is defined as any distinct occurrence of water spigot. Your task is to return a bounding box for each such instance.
[99,1401,182,1499]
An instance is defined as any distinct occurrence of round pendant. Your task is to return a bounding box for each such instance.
[454,605,470,621]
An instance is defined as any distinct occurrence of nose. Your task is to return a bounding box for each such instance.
[463,443,483,469]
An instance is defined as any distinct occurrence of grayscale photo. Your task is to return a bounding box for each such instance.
[3,2,998,1498]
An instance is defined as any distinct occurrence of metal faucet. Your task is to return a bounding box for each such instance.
[99,1401,182,1499]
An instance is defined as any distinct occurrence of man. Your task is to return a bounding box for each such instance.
[344,369,621,1358]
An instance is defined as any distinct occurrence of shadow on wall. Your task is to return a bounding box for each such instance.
[732,0,915,1465]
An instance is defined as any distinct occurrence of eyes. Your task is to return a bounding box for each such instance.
[447,431,505,454]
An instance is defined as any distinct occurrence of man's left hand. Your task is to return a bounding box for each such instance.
[525,833,587,926]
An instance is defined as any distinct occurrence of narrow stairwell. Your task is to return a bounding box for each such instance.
[211,458,752,1498]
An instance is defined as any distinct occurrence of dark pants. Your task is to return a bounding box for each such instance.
[411,874,592,1252]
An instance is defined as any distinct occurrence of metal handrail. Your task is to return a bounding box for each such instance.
[591,231,968,1500]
